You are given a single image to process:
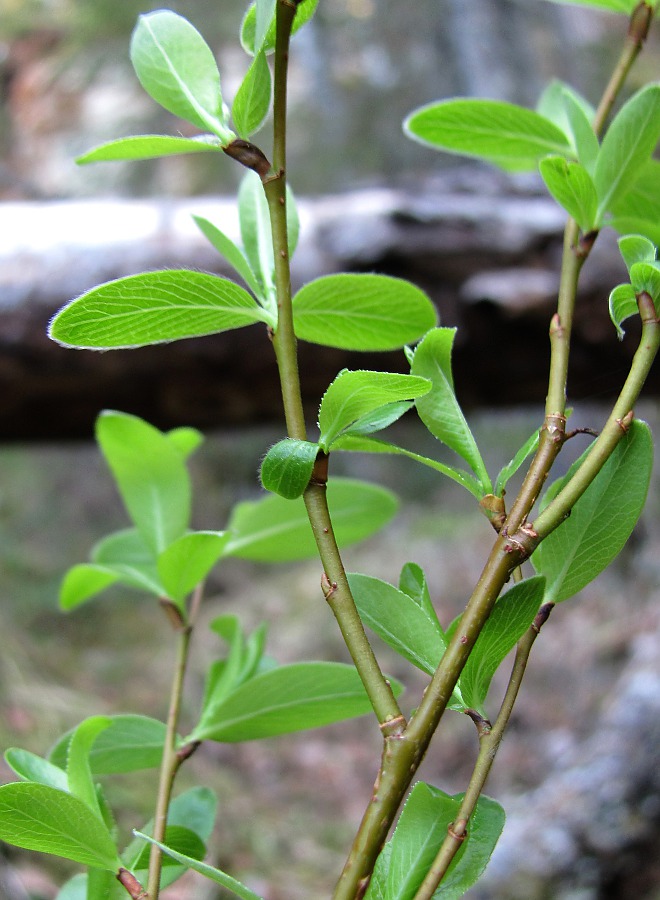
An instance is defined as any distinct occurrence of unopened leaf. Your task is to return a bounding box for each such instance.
[260,438,319,499]
[532,420,653,602]
[292,274,437,351]
[318,370,431,451]
[0,783,119,870]
[49,270,267,350]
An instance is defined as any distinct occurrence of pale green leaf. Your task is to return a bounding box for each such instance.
[536,82,597,170]
[494,426,541,495]
[536,0,639,12]
[192,215,265,301]
[618,234,657,272]
[292,273,438,351]
[398,562,443,631]
[130,11,233,141]
[610,158,660,223]
[539,156,599,230]
[240,0,320,55]
[532,420,653,602]
[49,270,267,350]
[609,283,639,338]
[233,51,271,137]
[629,261,660,304]
[411,328,491,491]
[0,783,119,870]
[158,532,229,605]
[318,370,431,451]
[222,477,398,562]
[76,134,223,165]
[66,717,112,816]
[92,528,164,596]
[4,750,68,792]
[49,715,168,775]
[166,426,204,459]
[405,98,572,169]
[259,438,319,499]
[59,564,122,611]
[238,171,277,315]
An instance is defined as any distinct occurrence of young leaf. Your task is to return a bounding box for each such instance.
[130,11,234,142]
[49,715,168,775]
[76,134,223,165]
[561,88,599,173]
[130,825,206,873]
[411,328,491,492]
[618,234,657,272]
[292,274,438,351]
[166,426,204,459]
[4,749,68,792]
[538,0,641,13]
[539,156,599,231]
[192,215,266,302]
[240,0,320,55]
[188,662,401,742]
[134,832,264,900]
[59,564,123,611]
[364,783,505,900]
[609,158,660,224]
[48,270,268,350]
[0,783,120,870]
[66,717,112,817]
[449,576,546,715]
[629,261,660,305]
[238,171,277,313]
[494,426,541,496]
[609,282,639,338]
[96,412,191,554]
[232,50,271,137]
[594,84,660,219]
[532,420,653,602]
[333,433,483,499]
[92,528,164,596]
[259,438,319,499]
[341,401,413,438]
[317,370,431,452]
[404,98,572,169]
[347,574,446,675]
[157,531,229,606]
[222,477,398,562]
[398,562,443,631]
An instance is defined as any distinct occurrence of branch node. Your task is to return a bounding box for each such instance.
[379,714,407,737]
[616,410,634,433]
[117,868,148,900]
[321,572,338,599]
[465,708,492,737]
[532,602,555,633]
[629,1,653,46]
[447,820,468,843]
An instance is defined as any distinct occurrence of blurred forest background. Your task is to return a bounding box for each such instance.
[1,2,660,899]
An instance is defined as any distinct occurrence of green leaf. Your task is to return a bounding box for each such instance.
[76,134,223,165]
[607,216,660,247]
[134,832,264,900]
[130,11,233,142]
[450,577,546,715]
[192,215,265,302]
[232,50,271,137]
[618,234,657,272]
[398,562,443,631]
[629,261,660,304]
[364,783,505,900]
[59,564,123,611]
[189,662,401,742]
[4,750,68,792]
[292,274,438,351]
[411,328,491,491]
[333,434,483,498]
[238,171,277,314]
[240,0,320,55]
[342,402,413,438]
[131,825,205,872]
[610,158,660,223]
[532,420,653,602]
[348,574,446,676]
[92,528,164,596]
[594,84,660,219]
[0,783,119,870]
[222,477,398,562]
[536,0,639,12]
[49,270,267,350]
[49,715,168,775]
[536,81,598,171]
[609,283,639,338]
[539,156,599,231]
[55,874,88,900]
[494,426,541,496]
[158,531,229,606]
[405,98,572,169]
[260,438,319,499]
[96,412,191,554]
[66,717,111,817]
[317,370,431,452]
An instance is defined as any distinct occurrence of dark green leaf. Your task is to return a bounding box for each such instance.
[49,715,168,775]
[259,438,319,499]
[318,370,431,452]
[49,270,268,349]
[158,531,229,605]
[232,50,271,137]
[134,832,264,900]
[348,573,445,675]
[223,477,398,562]
[96,412,190,554]
[0,783,119,870]
[77,134,223,165]
[189,662,401,742]
[292,274,438,351]
[532,420,653,602]
[594,84,660,219]
[450,576,546,715]
[130,11,233,141]
[539,156,598,230]
[405,98,572,169]
[411,329,491,491]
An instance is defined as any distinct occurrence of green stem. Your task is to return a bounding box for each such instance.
[413,603,555,899]
[146,620,194,898]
